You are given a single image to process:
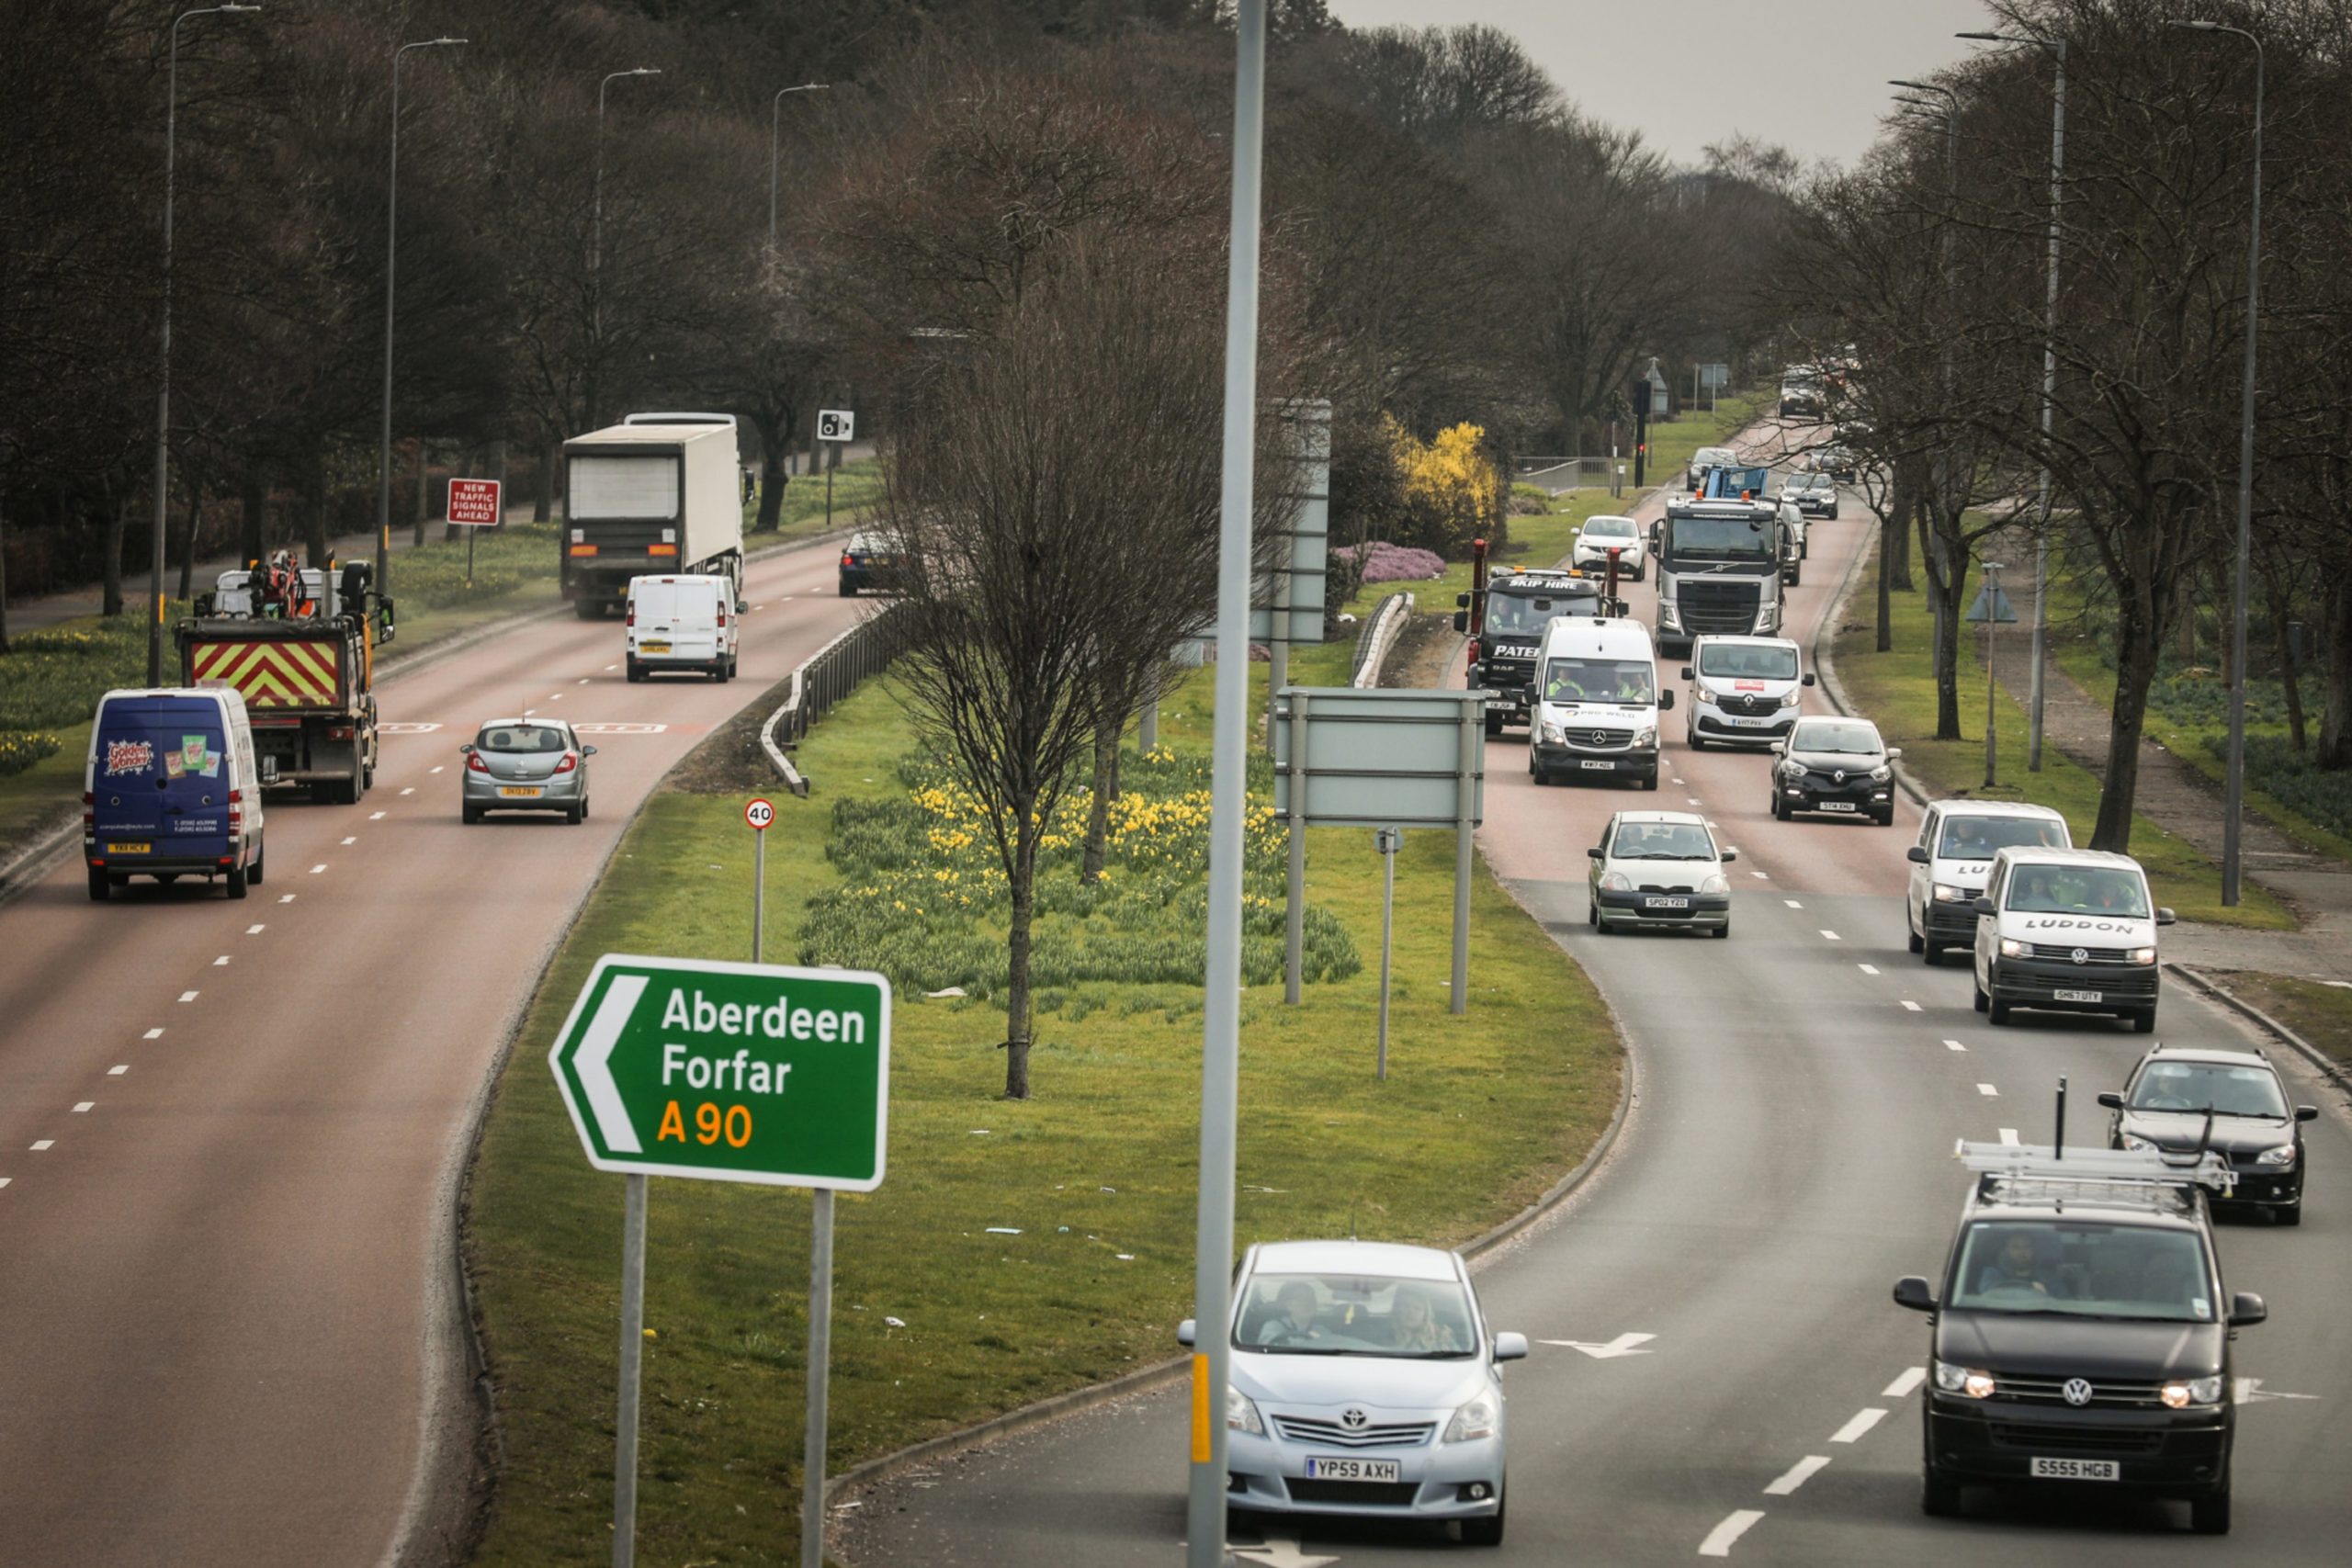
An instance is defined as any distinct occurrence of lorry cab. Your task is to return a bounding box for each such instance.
[1906,802,2071,964]
[1529,615,1671,789]
[1649,498,1783,657]
[626,573,742,682]
[1455,569,1615,737]
[85,687,266,902]
[1972,846,2173,1032]
[1681,635,1812,750]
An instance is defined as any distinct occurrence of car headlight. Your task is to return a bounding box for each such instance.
[1780,689,1804,708]
[2129,946,2157,965]
[1933,1360,1995,1400]
[1932,883,1968,903]
[2256,1144,2298,1167]
[1632,726,1657,748]
[1700,873,1730,895]
[1539,720,1566,744]
[1659,603,1680,627]
[1600,871,1632,892]
[1696,685,1724,705]
[1227,1386,1263,1436]
[1869,764,1893,783]
[1444,1393,1499,1443]
[2120,1133,2158,1152]
[1998,938,2030,959]
[2160,1375,2224,1409]
[1778,760,1805,779]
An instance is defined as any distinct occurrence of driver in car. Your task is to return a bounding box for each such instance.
[1976,1232,2055,1297]
[1261,1282,1325,1348]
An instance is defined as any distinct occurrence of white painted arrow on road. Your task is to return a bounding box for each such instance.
[1538,1332,1656,1359]
[2234,1377,2322,1405]
[1232,1538,1340,1568]
[578,974,649,1154]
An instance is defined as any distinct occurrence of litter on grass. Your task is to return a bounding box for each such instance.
[885,1316,907,1327]
[986,1227,1022,1235]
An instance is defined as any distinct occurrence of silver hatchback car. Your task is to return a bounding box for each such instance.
[460,719,595,824]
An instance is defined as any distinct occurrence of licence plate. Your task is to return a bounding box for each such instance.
[1819,800,1858,812]
[1303,1457,1401,1483]
[1645,897,1690,910]
[107,841,152,854]
[1725,716,1766,728]
[2054,988,2104,1004]
[640,641,672,653]
[498,786,542,798]
[1580,760,1613,771]
[2030,1457,2118,1481]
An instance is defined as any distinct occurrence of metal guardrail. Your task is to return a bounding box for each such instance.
[1350,591,1415,689]
[762,603,907,796]
[1513,456,1619,494]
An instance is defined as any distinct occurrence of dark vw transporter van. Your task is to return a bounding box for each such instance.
[85,687,266,901]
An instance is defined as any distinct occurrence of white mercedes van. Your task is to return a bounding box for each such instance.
[1971,846,2174,1032]
[626,573,742,682]
[1529,615,1672,790]
[1905,801,2070,964]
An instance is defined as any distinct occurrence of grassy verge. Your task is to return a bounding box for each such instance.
[463,666,1622,1565]
[1832,545,2292,930]
[2202,971,2352,1075]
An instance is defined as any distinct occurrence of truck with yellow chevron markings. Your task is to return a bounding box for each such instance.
[180,560,394,804]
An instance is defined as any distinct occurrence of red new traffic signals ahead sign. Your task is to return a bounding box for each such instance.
[447,478,501,526]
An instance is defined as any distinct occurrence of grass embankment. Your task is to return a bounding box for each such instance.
[464,666,1621,1565]
[1832,545,2292,930]
[2037,566,2352,867]
[2205,972,2352,1075]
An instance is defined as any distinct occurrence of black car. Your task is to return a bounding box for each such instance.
[1894,1142,2262,1533]
[837,531,900,597]
[1454,570,1612,737]
[2103,1044,2319,1225]
[1785,472,1838,519]
[1770,716,1899,826]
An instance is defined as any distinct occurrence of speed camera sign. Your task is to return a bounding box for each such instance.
[818,410,854,443]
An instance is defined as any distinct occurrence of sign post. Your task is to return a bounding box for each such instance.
[549,955,890,1568]
[817,410,854,535]
[447,477,501,588]
[1966,564,2018,790]
[1374,825,1399,1078]
[746,797,775,962]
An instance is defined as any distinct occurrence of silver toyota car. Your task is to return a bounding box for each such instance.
[1180,1239,1526,1545]
[460,718,596,824]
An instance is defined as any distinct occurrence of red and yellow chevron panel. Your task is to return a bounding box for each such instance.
[188,637,344,709]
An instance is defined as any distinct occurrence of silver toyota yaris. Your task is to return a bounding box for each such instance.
[459,718,595,824]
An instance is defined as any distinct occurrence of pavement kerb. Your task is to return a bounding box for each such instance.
[1808,514,1932,812]
[2167,961,2352,1099]
[820,1004,1639,1558]
[0,529,853,912]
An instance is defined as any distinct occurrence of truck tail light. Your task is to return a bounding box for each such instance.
[228,787,243,836]
[716,605,727,628]
[626,604,636,626]
[647,543,679,557]
[83,792,95,835]
[841,553,855,568]
[328,726,354,740]
[569,544,599,558]
[467,752,492,773]
[553,752,579,774]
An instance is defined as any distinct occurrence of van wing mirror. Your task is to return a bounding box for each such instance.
[1453,611,1468,634]
[1491,1332,1529,1363]
[1885,746,1903,761]
[1802,672,1816,687]
[1905,845,1929,863]
[2295,1105,2319,1122]
[1679,666,1694,681]
[2229,1292,2267,1327]
[1892,1276,1937,1313]
[1176,1319,1197,1347]
[737,600,749,615]
[2097,1091,2123,1110]
[1719,847,1737,863]
[1972,896,1995,916]
[1587,846,1606,860]
[2155,907,2177,926]
[1455,592,1470,609]
[1657,690,1674,711]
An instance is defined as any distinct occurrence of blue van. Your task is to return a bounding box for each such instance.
[84,688,266,901]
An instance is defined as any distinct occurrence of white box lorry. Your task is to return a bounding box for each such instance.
[560,414,743,618]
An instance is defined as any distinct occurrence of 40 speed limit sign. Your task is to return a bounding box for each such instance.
[745,796,775,831]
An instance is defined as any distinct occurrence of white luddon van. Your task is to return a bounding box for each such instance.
[1905,801,2070,964]
[1971,846,2174,1033]
[626,573,743,682]
[1529,615,1672,790]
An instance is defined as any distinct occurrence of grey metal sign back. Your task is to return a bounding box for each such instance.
[1249,399,1331,647]
[1272,686,1485,828]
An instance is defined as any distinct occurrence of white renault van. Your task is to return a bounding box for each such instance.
[1529,615,1672,790]
[1681,635,1813,750]
[1971,846,2174,1032]
[626,573,742,682]
[1905,801,2070,964]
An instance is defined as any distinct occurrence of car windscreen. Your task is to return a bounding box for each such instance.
[1487,591,1600,635]
[1789,720,1881,754]
[1544,658,1654,704]
[1611,822,1716,860]
[1662,514,1772,559]
[1236,1271,1477,1358]
[2002,865,2150,918]
[2128,1061,2288,1119]
[1698,643,1798,681]
[478,725,571,754]
[1939,816,2068,857]
[1582,518,1637,539]
[1949,1221,2214,1322]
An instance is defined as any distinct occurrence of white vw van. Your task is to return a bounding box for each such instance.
[1971,846,2174,1033]
[1905,801,2070,964]
[1529,615,1672,790]
[626,573,742,682]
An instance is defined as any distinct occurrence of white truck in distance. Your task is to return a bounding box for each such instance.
[561,413,744,619]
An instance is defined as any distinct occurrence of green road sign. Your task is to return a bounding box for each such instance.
[549,953,890,1190]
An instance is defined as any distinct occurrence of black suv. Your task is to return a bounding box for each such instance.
[1893,1144,2264,1533]
[1455,570,1612,737]
[2104,1044,2319,1225]
[1770,716,1899,825]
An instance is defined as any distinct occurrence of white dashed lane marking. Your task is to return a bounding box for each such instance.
[1945,1039,1967,1052]
[0,1178,10,1190]
[310,864,327,874]
[1698,1509,1766,1557]
[1978,1083,1999,1097]
[1784,899,1803,908]
[578,678,591,684]
[1750,870,1769,879]
[107,1066,127,1076]
[278,894,296,904]
[369,811,386,820]
[143,1028,164,1040]
[1900,1000,1923,1011]
[212,955,230,966]
[1829,1408,1888,1444]
[2000,1128,2020,1145]
[1820,931,1841,942]
[1883,1366,1928,1398]
[429,766,444,775]
[30,1141,53,1152]
[340,836,357,846]
[1762,1455,1831,1496]
[72,1103,92,1114]
[245,924,265,934]
[1858,964,1879,976]
[400,786,415,795]
[178,991,198,1003]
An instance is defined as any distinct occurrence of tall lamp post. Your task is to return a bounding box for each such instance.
[767,83,830,261]
[2170,18,2264,908]
[149,4,262,686]
[376,35,466,603]
[1961,31,2067,773]
[592,66,661,423]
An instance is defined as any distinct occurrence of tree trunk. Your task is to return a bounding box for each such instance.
[240,462,268,567]
[2316,569,2352,769]
[1918,502,1966,741]
[1081,722,1117,882]
[2263,561,2305,753]
[1002,806,1038,1100]
[2178,588,2198,664]
[0,477,12,653]
[411,440,429,547]
[304,447,330,569]
[101,473,128,617]
[535,439,556,523]
[2093,582,2165,853]
[752,409,787,532]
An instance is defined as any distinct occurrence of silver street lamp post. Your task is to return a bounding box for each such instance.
[149,4,262,686]
[592,66,662,422]
[375,35,466,603]
[767,84,830,262]
[2169,18,2264,908]
[1961,31,2067,773]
